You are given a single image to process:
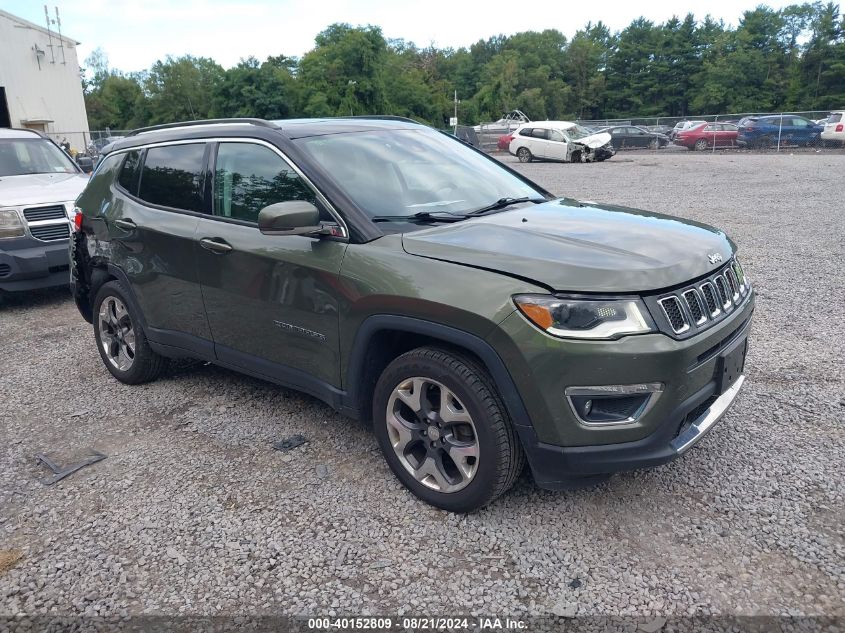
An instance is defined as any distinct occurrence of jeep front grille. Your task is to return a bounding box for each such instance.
[682,289,706,325]
[657,296,689,334]
[649,258,752,338]
[700,282,720,317]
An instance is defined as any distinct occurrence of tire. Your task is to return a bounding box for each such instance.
[757,135,773,149]
[373,347,525,512]
[694,138,708,151]
[516,147,532,163]
[570,150,582,163]
[92,280,167,384]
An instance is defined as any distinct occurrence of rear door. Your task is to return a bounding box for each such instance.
[194,140,348,389]
[107,143,213,352]
[529,128,551,157]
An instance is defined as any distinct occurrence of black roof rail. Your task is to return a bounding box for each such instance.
[127,118,278,137]
[338,115,422,124]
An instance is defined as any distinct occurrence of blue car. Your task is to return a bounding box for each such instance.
[737,115,823,148]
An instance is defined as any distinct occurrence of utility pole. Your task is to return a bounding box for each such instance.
[453,90,459,135]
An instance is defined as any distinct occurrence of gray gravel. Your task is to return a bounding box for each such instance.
[1,151,843,619]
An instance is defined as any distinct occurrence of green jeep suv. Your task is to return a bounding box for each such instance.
[70,117,754,512]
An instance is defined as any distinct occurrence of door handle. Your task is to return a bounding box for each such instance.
[199,237,233,254]
[114,218,136,230]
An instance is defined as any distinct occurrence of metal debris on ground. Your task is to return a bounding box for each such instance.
[35,451,107,486]
[272,434,308,452]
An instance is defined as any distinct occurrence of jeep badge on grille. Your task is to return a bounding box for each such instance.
[708,253,723,265]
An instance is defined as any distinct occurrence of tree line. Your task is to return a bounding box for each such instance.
[84,3,845,131]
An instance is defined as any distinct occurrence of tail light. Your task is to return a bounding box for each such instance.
[73,207,83,231]
[837,124,844,132]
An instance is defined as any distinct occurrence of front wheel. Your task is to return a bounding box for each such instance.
[373,347,524,512]
[92,281,168,384]
[516,147,532,163]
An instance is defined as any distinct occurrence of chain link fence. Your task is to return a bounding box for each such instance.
[473,110,845,156]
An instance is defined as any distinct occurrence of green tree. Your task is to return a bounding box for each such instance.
[143,55,224,124]
[298,24,388,116]
[214,56,299,119]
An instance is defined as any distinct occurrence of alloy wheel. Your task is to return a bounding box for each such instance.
[385,377,479,493]
[98,296,136,371]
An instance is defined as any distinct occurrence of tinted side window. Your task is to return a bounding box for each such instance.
[213,142,317,223]
[548,130,565,142]
[530,129,549,139]
[117,150,142,195]
[138,144,205,212]
[828,113,842,123]
[519,128,533,137]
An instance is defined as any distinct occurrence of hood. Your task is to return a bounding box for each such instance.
[0,173,89,208]
[401,199,735,292]
[572,132,611,149]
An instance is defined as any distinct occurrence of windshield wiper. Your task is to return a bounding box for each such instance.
[372,211,468,224]
[465,196,545,216]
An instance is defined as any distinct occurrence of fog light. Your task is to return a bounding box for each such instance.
[565,383,664,426]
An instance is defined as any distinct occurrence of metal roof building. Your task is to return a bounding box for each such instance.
[0,9,90,152]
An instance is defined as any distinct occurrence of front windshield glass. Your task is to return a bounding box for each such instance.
[0,139,78,176]
[295,128,544,218]
[564,125,596,140]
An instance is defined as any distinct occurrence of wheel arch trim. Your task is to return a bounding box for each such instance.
[344,315,534,430]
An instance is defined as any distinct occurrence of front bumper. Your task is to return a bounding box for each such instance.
[0,236,71,292]
[488,289,754,489]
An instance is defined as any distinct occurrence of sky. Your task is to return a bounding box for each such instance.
[5,0,800,73]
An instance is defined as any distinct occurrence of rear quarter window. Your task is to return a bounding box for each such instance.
[138,143,206,212]
[828,113,842,123]
[117,150,142,195]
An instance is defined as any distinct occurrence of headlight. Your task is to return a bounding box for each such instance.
[513,295,655,340]
[0,209,25,239]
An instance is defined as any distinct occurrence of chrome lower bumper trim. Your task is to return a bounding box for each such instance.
[671,374,746,454]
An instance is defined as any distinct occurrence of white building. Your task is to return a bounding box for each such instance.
[0,9,89,152]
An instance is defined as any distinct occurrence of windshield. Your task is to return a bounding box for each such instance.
[564,125,597,140]
[0,138,78,176]
[295,128,544,218]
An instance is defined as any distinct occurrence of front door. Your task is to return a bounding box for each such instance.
[543,129,569,160]
[194,140,348,389]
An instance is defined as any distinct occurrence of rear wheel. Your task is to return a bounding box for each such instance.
[757,135,773,149]
[516,147,533,163]
[93,281,167,384]
[373,347,524,512]
[694,138,708,151]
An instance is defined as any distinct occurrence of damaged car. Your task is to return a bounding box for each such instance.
[508,122,615,163]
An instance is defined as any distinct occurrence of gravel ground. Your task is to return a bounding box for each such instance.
[1,151,843,622]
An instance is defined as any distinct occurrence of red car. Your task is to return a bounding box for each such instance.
[497,134,514,151]
[675,122,739,150]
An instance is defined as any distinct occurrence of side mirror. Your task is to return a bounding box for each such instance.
[258,201,325,236]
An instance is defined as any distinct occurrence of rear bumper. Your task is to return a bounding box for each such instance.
[0,237,70,292]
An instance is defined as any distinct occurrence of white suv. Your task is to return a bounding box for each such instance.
[821,111,844,146]
[0,128,89,298]
[508,121,614,163]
